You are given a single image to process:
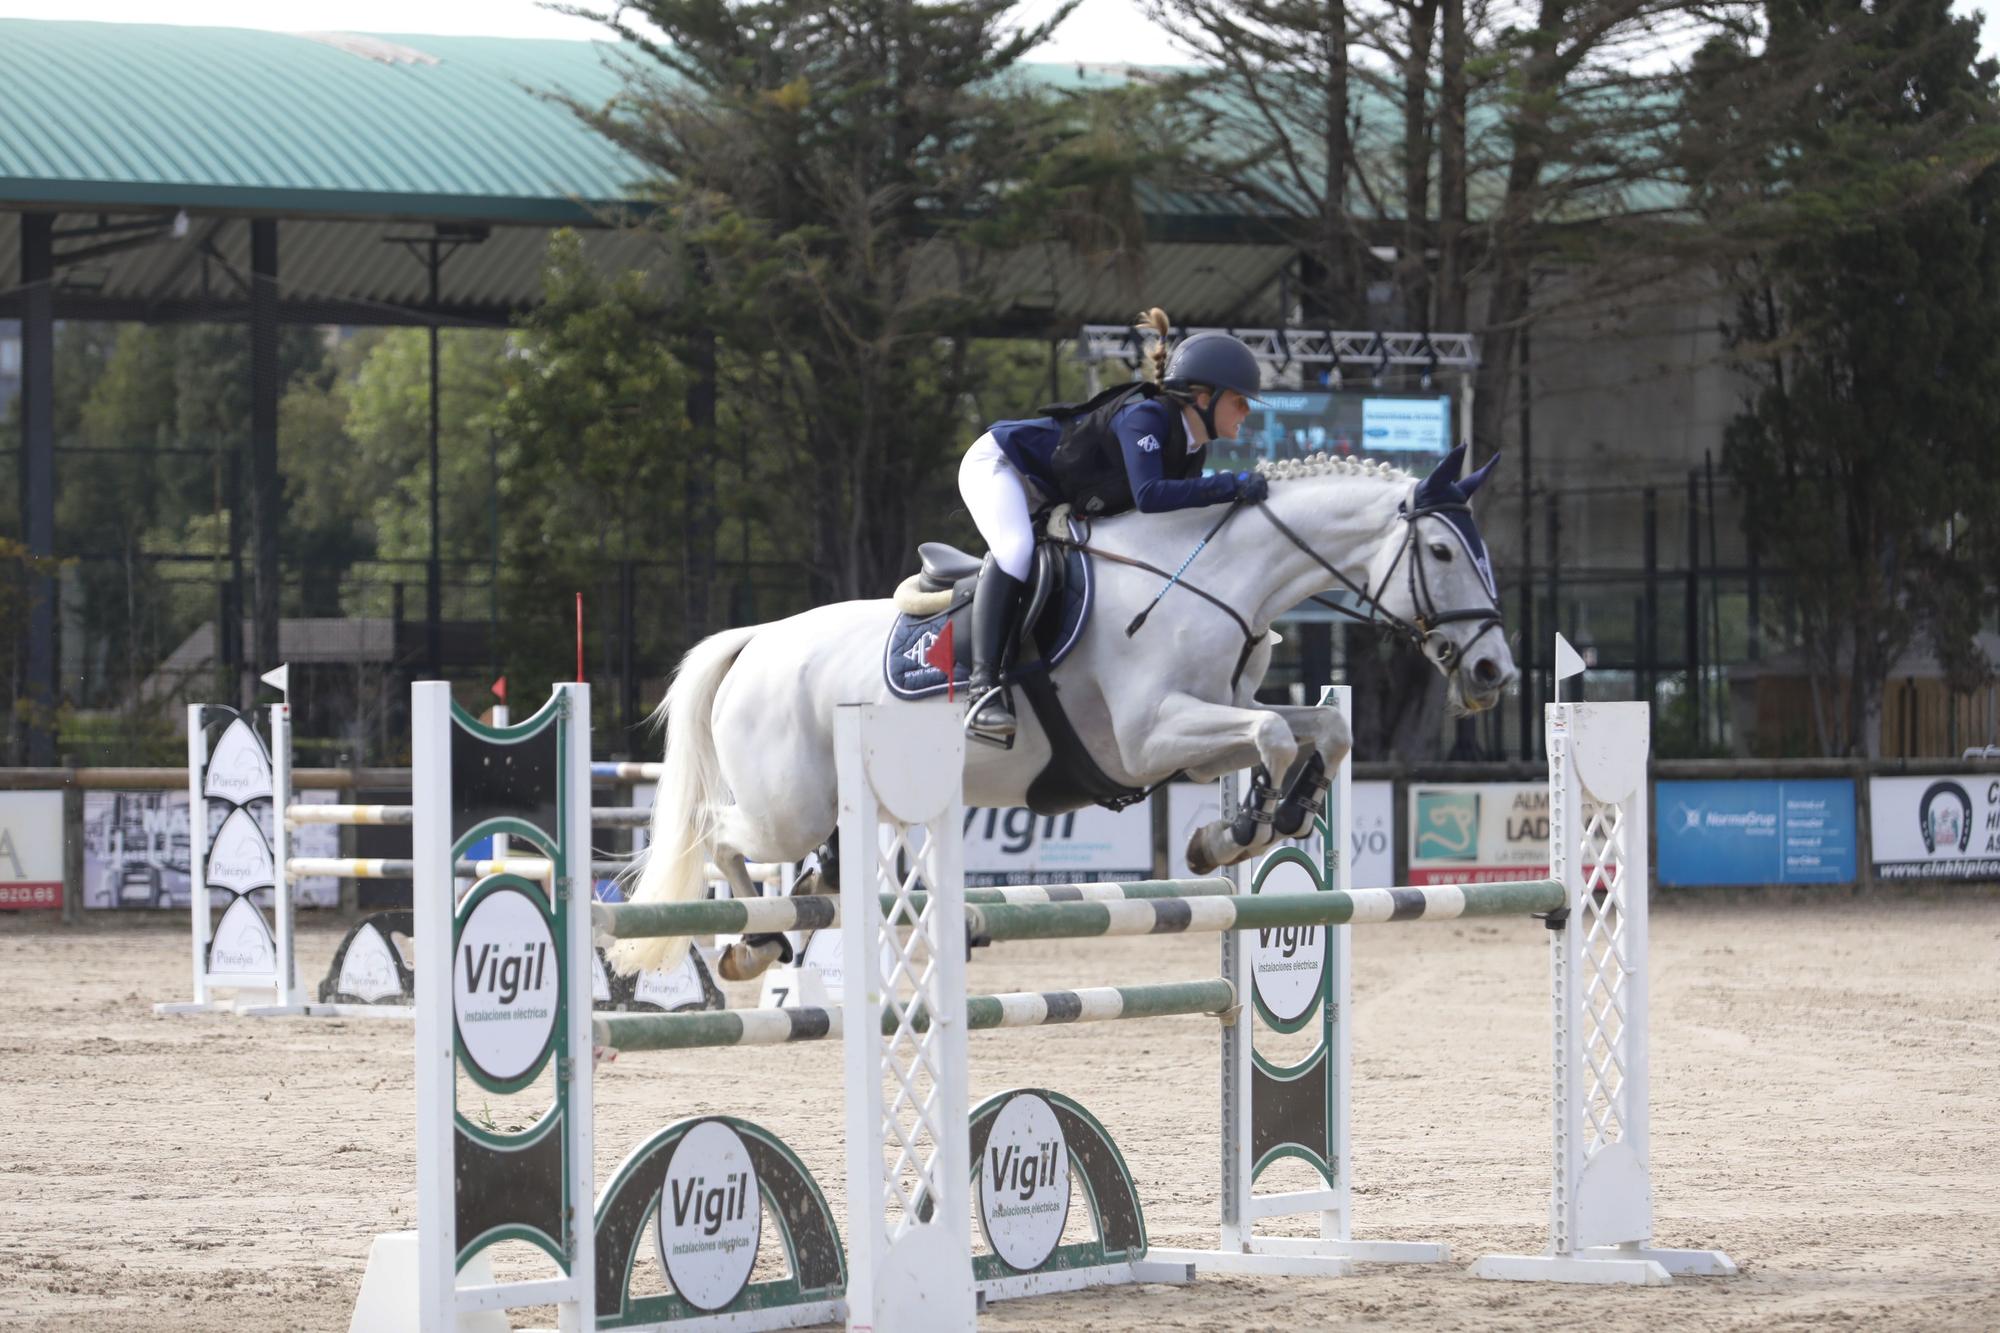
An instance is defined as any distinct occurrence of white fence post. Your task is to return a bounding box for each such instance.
[411,682,456,1331]
[185,703,211,1008]
[1473,700,1734,1285]
[837,702,976,1332]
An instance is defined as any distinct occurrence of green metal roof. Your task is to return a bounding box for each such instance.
[0,20,643,223]
[0,21,1298,326]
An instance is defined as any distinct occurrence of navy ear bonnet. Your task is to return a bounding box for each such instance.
[1410,444,1501,598]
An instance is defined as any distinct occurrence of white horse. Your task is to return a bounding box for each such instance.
[613,445,1516,976]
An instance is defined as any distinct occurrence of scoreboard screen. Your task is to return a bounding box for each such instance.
[1206,391,1453,474]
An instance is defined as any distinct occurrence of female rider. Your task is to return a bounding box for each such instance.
[957,308,1268,746]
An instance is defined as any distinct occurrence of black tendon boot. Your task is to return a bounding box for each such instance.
[965,567,1026,748]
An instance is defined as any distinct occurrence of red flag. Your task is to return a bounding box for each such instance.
[491,676,507,703]
[922,621,956,701]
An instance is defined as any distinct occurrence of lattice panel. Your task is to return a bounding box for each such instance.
[1577,796,1632,1155]
[875,814,950,1241]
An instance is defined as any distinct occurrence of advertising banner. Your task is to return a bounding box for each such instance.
[1360,395,1452,456]
[1406,782,1548,885]
[0,792,64,909]
[1165,780,1394,887]
[80,790,339,910]
[1209,390,1454,474]
[962,803,1153,886]
[1869,775,2000,881]
[1656,780,1856,886]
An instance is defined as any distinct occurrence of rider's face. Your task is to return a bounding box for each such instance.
[1195,390,1252,441]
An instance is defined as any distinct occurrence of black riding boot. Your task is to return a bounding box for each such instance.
[965,567,1026,748]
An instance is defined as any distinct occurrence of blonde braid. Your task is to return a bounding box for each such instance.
[1135,307,1172,383]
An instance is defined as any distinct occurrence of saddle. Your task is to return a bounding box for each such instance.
[882,515,1147,814]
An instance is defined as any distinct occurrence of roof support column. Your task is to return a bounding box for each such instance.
[18,212,56,765]
[249,219,281,691]
[427,255,441,680]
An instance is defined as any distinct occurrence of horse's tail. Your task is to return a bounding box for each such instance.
[608,623,763,976]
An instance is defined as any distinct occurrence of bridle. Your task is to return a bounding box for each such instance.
[1262,497,1508,673]
[1050,487,1506,690]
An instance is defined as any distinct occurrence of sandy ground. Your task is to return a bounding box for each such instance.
[3,895,1998,1332]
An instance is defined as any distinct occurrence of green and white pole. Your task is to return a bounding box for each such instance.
[593,978,1238,1053]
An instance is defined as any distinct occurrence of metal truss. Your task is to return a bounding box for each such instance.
[1080,325,1479,370]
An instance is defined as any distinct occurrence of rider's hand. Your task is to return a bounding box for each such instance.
[1234,471,1270,504]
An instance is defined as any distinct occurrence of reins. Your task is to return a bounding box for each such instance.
[1047,489,1505,690]
[1048,508,1264,690]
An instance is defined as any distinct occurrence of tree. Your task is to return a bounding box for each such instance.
[488,230,694,723]
[1684,0,2000,756]
[344,326,511,581]
[1143,0,1752,757]
[562,0,1152,601]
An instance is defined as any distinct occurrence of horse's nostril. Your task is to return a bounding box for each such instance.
[1473,657,1501,685]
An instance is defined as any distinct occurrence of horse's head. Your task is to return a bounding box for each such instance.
[1363,444,1516,714]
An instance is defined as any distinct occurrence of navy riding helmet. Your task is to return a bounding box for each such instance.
[1163,331,1262,439]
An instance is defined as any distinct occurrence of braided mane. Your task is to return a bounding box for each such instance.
[1252,454,1414,484]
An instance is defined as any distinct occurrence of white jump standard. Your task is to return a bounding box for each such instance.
[379,684,1732,1331]
[1467,701,1738,1285]
[159,689,757,1018]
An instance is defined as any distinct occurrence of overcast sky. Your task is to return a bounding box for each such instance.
[0,0,1193,64]
[0,0,1996,66]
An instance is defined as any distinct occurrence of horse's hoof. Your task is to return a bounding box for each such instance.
[717,938,788,982]
[1186,830,1218,876]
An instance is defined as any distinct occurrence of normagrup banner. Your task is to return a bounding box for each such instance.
[1406,782,1549,885]
[1869,775,2000,880]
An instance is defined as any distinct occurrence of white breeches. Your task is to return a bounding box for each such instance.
[958,433,1040,581]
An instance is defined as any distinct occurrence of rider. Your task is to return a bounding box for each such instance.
[956,307,1269,746]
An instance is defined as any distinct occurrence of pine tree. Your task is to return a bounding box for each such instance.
[1686,0,2000,754]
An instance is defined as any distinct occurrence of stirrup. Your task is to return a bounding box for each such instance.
[965,684,1016,750]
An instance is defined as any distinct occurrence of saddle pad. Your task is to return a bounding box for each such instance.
[883,521,1093,700]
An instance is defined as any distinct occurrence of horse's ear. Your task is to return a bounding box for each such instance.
[1461,452,1501,497]
[1415,443,1468,505]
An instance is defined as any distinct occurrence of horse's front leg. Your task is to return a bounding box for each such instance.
[1261,704,1351,772]
[1258,704,1351,838]
[1110,692,1300,874]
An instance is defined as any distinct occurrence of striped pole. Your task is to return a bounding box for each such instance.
[592,879,1564,945]
[286,804,412,826]
[958,877,1234,905]
[592,762,665,781]
[288,857,786,884]
[593,979,1237,1053]
[594,896,838,942]
[964,880,1566,943]
[594,879,1227,939]
[288,802,660,831]
[288,856,635,880]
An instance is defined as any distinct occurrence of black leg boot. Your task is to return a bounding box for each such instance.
[965,567,1026,748]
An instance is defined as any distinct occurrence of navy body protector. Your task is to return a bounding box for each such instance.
[1044,381,1192,518]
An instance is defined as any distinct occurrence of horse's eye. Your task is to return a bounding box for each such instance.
[1428,541,1453,561]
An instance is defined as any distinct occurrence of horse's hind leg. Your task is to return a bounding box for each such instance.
[711,844,795,981]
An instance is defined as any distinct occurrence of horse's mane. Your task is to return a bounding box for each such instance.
[1252,453,1414,485]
